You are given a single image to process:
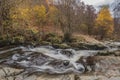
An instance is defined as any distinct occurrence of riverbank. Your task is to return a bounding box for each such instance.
[0,34,107,50]
[0,34,120,80]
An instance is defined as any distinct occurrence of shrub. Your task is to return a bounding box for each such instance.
[45,33,57,38]
[12,36,25,44]
[44,33,62,44]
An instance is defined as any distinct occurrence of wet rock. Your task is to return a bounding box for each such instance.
[104,41,120,48]
[59,49,75,58]
[0,44,120,80]
[114,50,120,56]
[0,56,120,80]
[76,56,97,72]
[97,51,114,56]
[53,43,70,49]
[69,42,107,50]
[81,43,105,50]
[40,41,52,45]
[97,50,120,56]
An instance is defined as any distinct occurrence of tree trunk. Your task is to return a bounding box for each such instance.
[63,32,72,42]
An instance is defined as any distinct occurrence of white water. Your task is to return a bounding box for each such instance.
[0,42,120,74]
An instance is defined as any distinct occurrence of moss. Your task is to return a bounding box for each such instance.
[97,51,120,56]
[97,51,114,56]
[40,41,52,45]
[53,43,70,49]
[69,42,88,49]
[44,33,62,44]
[12,36,25,44]
[45,33,57,38]
[70,37,78,43]
[0,35,11,46]
[69,42,107,50]
[46,37,62,44]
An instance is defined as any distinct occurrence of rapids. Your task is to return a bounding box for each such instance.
[0,42,120,74]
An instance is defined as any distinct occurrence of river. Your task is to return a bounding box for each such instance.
[0,41,120,80]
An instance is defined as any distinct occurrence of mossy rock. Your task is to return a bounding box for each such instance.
[44,33,62,44]
[69,42,107,50]
[53,43,70,49]
[0,36,12,46]
[97,51,114,56]
[0,40,10,47]
[45,33,57,38]
[69,42,88,50]
[46,37,62,44]
[40,41,52,45]
[97,50,120,56]
[11,36,25,44]
[69,37,79,43]
[114,51,120,56]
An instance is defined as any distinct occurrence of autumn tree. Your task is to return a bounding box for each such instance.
[57,0,80,42]
[95,5,114,39]
[85,5,96,35]
[48,6,60,33]
[0,0,23,37]
[0,0,13,36]
[32,5,47,37]
[113,0,120,34]
[11,6,31,26]
[73,2,87,33]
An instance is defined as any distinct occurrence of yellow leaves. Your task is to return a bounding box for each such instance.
[32,5,46,20]
[27,26,39,34]
[95,6,114,37]
[11,7,31,21]
[31,5,47,26]
[19,8,31,19]
[11,14,17,19]
[11,5,47,27]
[11,5,47,20]
[49,6,59,23]
[96,7,113,27]
[49,6,59,14]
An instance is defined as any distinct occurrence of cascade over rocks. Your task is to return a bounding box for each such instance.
[0,41,120,80]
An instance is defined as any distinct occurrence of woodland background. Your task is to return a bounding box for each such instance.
[0,0,120,46]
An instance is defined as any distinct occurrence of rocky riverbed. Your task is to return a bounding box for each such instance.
[0,41,120,80]
[0,56,120,80]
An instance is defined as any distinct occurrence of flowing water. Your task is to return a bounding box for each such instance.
[0,42,120,75]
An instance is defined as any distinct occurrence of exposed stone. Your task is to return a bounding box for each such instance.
[53,43,70,49]
[114,50,120,56]
[97,50,120,56]
[69,42,107,50]
[0,56,120,80]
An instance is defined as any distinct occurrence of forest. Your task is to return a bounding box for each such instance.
[0,0,120,80]
[0,0,120,47]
